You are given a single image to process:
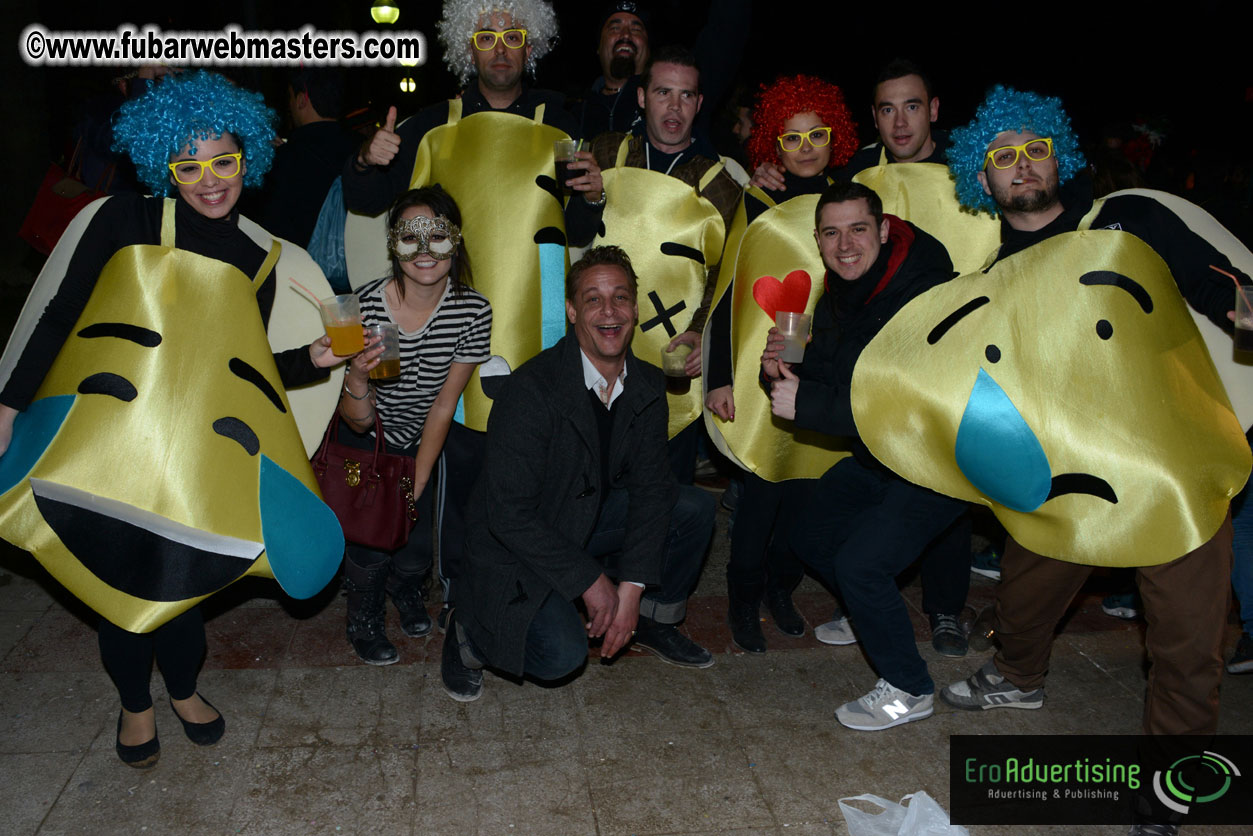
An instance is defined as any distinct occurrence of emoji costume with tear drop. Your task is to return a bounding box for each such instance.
[0,198,345,633]
[0,71,343,633]
[852,87,1252,566]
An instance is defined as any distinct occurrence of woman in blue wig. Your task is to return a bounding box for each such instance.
[0,70,347,768]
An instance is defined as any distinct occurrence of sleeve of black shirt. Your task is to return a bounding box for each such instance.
[1105,195,1248,331]
[1,196,158,411]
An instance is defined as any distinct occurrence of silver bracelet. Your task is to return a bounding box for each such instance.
[343,381,372,400]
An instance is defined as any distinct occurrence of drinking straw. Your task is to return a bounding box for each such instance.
[289,278,326,309]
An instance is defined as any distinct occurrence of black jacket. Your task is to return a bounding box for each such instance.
[788,217,955,467]
[458,336,676,675]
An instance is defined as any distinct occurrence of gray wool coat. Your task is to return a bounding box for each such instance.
[458,335,678,676]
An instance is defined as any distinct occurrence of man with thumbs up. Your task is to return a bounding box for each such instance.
[762,181,962,731]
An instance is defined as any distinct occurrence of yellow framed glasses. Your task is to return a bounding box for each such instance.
[472,29,527,50]
[778,127,832,152]
[984,137,1053,170]
[167,152,243,185]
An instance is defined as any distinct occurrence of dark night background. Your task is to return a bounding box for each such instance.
[1,0,1249,273]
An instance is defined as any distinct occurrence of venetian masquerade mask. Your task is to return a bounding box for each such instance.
[387,214,462,262]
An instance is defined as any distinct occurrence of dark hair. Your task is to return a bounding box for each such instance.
[641,45,700,93]
[874,58,934,104]
[387,184,474,298]
[287,67,346,120]
[566,245,638,301]
[815,180,884,228]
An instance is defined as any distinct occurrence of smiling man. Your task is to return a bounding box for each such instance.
[442,247,716,702]
[762,181,960,731]
[942,87,1248,760]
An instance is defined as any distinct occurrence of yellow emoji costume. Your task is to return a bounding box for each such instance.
[705,186,850,480]
[851,221,1250,566]
[344,99,573,432]
[594,137,728,438]
[0,197,345,632]
[852,150,1001,275]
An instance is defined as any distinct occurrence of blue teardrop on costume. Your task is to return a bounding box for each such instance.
[954,369,1052,512]
[0,395,74,495]
[259,455,343,599]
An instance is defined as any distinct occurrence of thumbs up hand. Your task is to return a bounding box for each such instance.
[359,106,401,167]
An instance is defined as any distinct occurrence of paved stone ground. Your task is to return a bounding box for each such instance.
[2,500,1250,835]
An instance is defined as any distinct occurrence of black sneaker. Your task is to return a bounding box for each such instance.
[440,610,483,702]
[930,613,969,657]
[1228,632,1253,674]
[633,616,714,668]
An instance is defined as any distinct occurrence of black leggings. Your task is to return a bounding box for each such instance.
[98,607,206,713]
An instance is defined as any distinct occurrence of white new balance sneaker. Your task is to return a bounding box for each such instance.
[835,679,934,731]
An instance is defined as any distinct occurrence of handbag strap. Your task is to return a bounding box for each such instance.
[312,408,390,472]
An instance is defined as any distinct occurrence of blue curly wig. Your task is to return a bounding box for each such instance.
[948,85,1085,214]
[112,70,276,197]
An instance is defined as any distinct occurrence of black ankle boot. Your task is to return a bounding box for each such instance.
[765,586,805,637]
[343,558,398,665]
[387,566,433,638]
[728,599,766,653]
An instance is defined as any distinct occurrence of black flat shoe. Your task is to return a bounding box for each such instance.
[170,694,225,746]
[115,710,160,769]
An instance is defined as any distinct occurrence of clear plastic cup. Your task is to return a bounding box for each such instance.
[775,311,811,363]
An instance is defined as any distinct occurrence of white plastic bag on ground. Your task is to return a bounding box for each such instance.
[838,792,970,836]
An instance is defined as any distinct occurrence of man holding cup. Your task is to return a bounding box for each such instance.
[762,181,961,731]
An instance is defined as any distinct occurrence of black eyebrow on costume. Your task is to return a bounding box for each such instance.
[76,323,162,347]
[228,358,286,413]
[1079,271,1153,313]
[660,242,705,265]
[927,296,990,345]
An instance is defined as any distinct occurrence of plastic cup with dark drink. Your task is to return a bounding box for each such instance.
[553,138,579,195]
[662,343,692,395]
[774,311,811,363]
[365,323,402,380]
[1236,286,1253,353]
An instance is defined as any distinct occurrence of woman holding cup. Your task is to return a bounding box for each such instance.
[338,186,492,665]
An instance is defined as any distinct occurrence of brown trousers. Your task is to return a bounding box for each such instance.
[993,513,1232,735]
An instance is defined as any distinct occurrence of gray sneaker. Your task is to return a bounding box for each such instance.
[835,679,934,731]
[941,660,1044,711]
[814,616,857,646]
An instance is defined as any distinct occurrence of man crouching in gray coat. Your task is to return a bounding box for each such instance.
[441,245,717,701]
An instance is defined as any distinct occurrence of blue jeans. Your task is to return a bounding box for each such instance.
[521,485,715,680]
[791,457,965,696]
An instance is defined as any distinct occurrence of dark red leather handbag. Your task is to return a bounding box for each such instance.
[311,412,418,551]
[19,140,116,255]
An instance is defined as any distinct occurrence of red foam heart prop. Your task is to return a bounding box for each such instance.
[752,270,812,321]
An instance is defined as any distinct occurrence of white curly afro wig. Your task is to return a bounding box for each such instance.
[437,0,559,86]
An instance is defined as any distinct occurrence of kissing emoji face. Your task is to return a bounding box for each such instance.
[851,229,1249,566]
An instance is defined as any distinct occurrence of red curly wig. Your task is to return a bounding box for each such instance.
[746,74,859,172]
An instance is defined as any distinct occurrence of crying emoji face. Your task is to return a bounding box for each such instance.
[0,243,343,632]
[850,229,1249,566]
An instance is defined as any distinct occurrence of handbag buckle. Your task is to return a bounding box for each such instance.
[344,460,362,487]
